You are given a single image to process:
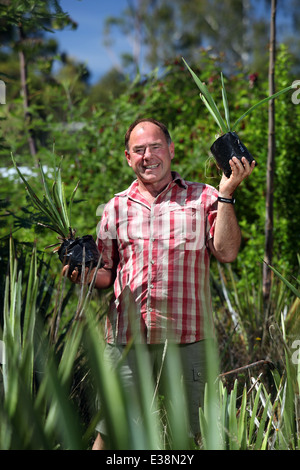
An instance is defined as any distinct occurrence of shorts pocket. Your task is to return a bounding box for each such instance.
[193,362,205,381]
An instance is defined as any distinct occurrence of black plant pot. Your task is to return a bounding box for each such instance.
[210,132,257,178]
[58,235,101,273]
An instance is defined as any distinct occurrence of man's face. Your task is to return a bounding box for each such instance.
[125,122,174,189]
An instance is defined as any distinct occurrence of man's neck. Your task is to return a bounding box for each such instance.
[137,177,173,204]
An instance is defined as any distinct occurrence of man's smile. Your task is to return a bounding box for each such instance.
[143,163,160,170]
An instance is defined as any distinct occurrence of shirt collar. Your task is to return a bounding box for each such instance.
[115,171,187,198]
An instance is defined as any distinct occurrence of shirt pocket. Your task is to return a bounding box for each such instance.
[127,205,150,240]
[158,201,205,250]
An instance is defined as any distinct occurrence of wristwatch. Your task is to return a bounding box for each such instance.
[217,196,235,204]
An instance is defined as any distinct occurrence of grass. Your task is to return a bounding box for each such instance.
[0,239,299,450]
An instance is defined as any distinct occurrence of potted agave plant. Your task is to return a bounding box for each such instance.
[11,154,100,273]
[182,58,293,177]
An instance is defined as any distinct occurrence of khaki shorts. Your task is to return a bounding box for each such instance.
[95,340,208,439]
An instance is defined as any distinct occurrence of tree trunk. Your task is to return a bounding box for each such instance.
[263,0,276,309]
[18,24,38,159]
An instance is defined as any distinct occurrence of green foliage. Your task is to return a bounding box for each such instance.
[2,46,299,283]
[182,57,293,133]
[1,1,299,451]
[11,153,79,241]
[1,239,299,450]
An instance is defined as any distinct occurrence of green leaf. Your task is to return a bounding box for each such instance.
[182,58,227,133]
[264,262,300,298]
[254,394,271,450]
[221,72,231,131]
[231,84,293,131]
[237,386,248,449]
[248,382,262,444]
[11,153,75,239]
[228,380,239,450]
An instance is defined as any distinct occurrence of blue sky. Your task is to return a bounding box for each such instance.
[51,0,294,85]
[51,0,130,83]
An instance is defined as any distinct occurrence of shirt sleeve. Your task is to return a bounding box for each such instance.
[205,186,219,243]
[96,198,119,271]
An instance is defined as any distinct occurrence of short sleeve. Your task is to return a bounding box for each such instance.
[96,198,119,271]
[205,186,219,243]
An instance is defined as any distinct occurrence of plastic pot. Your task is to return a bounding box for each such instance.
[210,132,257,178]
[58,235,101,272]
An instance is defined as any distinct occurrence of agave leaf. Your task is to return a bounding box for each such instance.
[200,94,227,132]
[11,154,77,239]
[228,380,238,450]
[264,261,300,298]
[182,58,227,133]
[55,165,70,229]
[52,181,69,234]
[68,179,80,233]
[12,154,55,222]
[221,72,231,131]
[12,154,65,235]
[248,382,262,443]
[237,386,248,449]
[231,84,293,131]
[254,393,271,450]
[39,162,68,234]
[183,59,293,134]
[37,221,66,236]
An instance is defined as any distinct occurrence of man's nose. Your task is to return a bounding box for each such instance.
[143,146,152,158]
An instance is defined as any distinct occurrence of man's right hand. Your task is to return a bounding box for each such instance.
[62,264,115,289]
[62,265,96,285]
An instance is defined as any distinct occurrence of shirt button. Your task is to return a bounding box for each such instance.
[150,284,154,289]
[151,260,155,264]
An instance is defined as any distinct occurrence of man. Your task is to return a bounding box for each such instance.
[67,118,255,449]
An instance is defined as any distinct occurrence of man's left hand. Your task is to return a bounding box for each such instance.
[219,156,256,197]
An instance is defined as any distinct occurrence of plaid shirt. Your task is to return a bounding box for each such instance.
[97,172,219,344]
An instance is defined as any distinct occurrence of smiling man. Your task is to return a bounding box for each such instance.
[66,117,255,449]
[124,119,175,203]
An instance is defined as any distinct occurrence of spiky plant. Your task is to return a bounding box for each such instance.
[11,154,99,272]
[182,58,293,135]
[12,154,78,245]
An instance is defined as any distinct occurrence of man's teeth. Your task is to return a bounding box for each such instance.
[145,164,159,169]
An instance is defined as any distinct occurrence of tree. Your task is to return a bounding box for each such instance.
[102,0,299,78]
[0,0,76,158]
[263,0,277,308]
[103,0,258,77]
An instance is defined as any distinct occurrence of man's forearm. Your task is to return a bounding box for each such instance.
[93,267,115,289]
[209,155,256,263]
[209,202,241,263]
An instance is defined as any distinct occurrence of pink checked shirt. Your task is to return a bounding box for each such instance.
[97,172,219,344]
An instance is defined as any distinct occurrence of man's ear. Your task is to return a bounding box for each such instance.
[125,150,132,167]
[170,142,175,160]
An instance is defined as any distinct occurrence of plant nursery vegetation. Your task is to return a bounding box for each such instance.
[0,0,299,451]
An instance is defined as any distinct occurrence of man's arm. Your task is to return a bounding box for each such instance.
[62,265,115,289]
[208,156,255,263]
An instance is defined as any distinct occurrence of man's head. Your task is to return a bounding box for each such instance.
[125,118,172,151]
[124,118,174,191]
